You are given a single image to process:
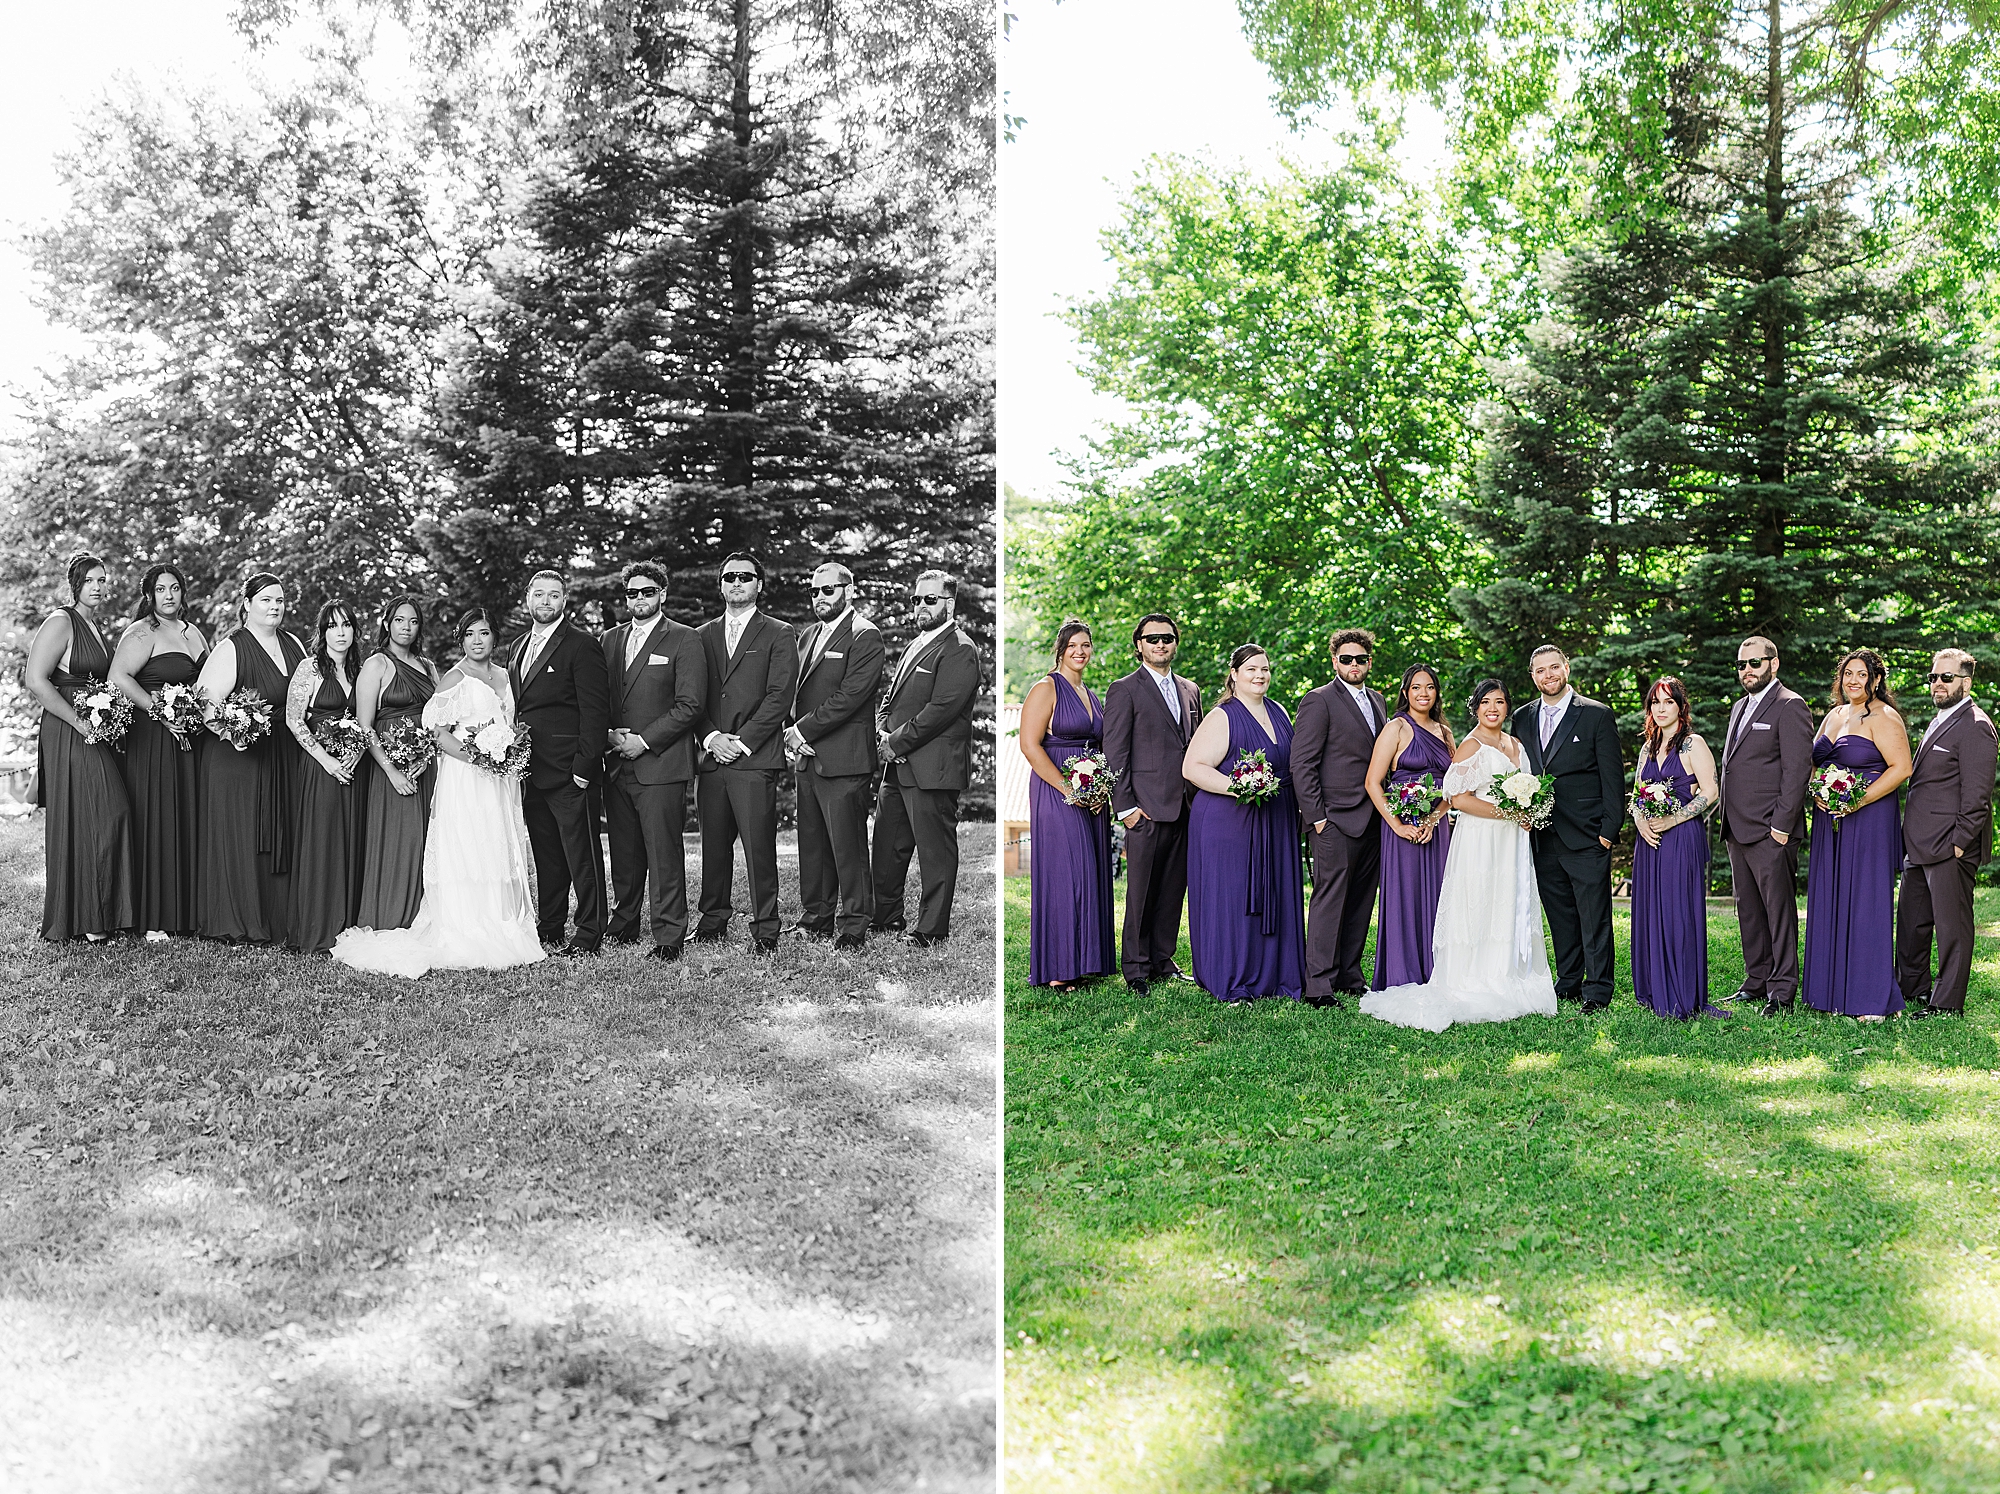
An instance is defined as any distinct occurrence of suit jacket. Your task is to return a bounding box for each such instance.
[878,624,981,792]
[1716,681,1813,844]
[1104,666,1201,822]
[508,619,611,791]
[1903,701,1997,867]
[790,608,885,778]
[694,611,799,773]
[1292,680,1389,837]
[600,614,707,785]
[1514,692,1626,851]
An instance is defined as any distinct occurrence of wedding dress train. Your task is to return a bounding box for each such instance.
[1359,739,1558,1032]
[331,674,546,978]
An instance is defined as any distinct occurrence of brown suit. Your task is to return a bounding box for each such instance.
[1103,666,1202,981]
[1896,700,1997,1011]
[1717,681,1814,1002]
[1291,680,1388,998]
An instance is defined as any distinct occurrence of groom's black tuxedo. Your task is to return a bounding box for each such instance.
[1513,691,1624,1006]
[508,618,611,949]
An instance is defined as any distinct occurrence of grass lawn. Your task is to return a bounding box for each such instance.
[0,815,996,1493]
[1005,878,2000,1493]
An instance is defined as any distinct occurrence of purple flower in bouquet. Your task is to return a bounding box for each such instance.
[1630,778,1682,821]
[1228,749,1282,807]
[1061,749,1117,813]
[150,681,206,747]
[312,716,372,775]
[1391,772,1444,826]
[1811,761,1868,829]
[376,715,437,778]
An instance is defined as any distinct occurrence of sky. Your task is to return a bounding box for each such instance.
[998,0,1364,502]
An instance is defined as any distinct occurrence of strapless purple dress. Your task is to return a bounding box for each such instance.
[1187,697,1306,1001]
[1027,673,1116,986]
[1630,749,1712,1019]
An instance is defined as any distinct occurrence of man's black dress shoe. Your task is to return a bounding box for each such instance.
[1718,988,1760,1005]
[609,931,642,946]
[783,922,833,940]
[1906,1003,1962,1020]
[1155,964,1191,983]
[692,927,727,944]
[833,932,867,950]
[645,943,683,962]
[557,942,600,958]
[900,931,943,948]
[1579,998,1611,1014]
[1758,998,1793,1017]
[1302,994,1344,1010]
[1126,977,1151,997]
[753,935,779,954]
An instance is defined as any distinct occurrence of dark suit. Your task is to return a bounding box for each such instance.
[1292,680,1389,998]
[872,623,981,941]
[790,608,885,937]
[1896,701,1997,1012]
[601,615,707,949]
[693,610,798,942]
[1103,666,1202,982]
[1716,681,1814,1002]
[1515,692,1625,1004]
[508,619,612,948]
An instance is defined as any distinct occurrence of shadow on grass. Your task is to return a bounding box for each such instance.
[1004,879,2000,1492]
[0,819,997,1493]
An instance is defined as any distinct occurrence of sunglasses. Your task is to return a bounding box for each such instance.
[1336,653,1371,665]
[913,593,946,604]
[624,585,660,598]
[1138,633,1178,646]
[1737,657,1775,670]
[811,584,844,596]
[1928,672,1966,683]
[720,571,759,584]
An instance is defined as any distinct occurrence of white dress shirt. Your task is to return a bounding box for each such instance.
[1145,663,1182,728]
[724,606,757,657]
[1343,678,1378,730]
[894,621,953,690]
[1731,680,1775,751]
[1539,688,1574,748]
[522,620,560,678]
[807,606,851,674]
[1922,696,1970,751]
[624,613,659,671]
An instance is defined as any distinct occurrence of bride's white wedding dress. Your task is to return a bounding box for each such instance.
[331,673,545,979]
[1359,739,1558,1032]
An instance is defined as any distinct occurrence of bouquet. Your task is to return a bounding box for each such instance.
[150,681,206,747]
[70,686,134,747]
[1631,778,1683,822]
[312,716,372,776]
[376,715,437,779]
[1061,749,1117,813]
[1811,761,1869,829]
[454,718,533,779]
[1228,748,1282,806]
[1492,768,1556,831]
[208,688,273,751]
[1390,772,1445,826]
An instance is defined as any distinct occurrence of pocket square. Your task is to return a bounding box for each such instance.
[826,651,844,658]
[1751,722,1772,730]
[916,666,933,674]
[647,653,673,664]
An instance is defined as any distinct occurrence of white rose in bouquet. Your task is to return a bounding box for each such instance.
[1501,772,1542,806]
[474,721,517,758]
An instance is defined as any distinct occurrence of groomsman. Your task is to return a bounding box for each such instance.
[1515,645,1624,1012]
[871,570,981,946]
[1898,649,1996,1019]
[1292,628,1389,1008]
[784,562,885,948]
[693,554,798,953]
[510,570,611,955]
[601,562,707,959]
[1716,634,1814,1014]
[1104,613,1203,996]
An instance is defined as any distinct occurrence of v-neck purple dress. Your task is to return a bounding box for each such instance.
[1373,714,1454,988]
[1630,748,1711,1019]
[1187,696,1306,1001]
[1802,733,1903,1016]
[1027,673,1116,986]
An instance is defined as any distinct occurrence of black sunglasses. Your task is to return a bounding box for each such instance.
[624,585,659,598]
[1138,632,1178,646]
[1737,657,1775,669]
[913,592,946,604]
[1928,672,1966,683]
[811,584,844,596]
[1336,653,1371,665]
[720,571,759,583]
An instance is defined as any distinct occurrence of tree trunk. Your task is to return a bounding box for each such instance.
[1751,0,1788,635]
[722,0,757,494]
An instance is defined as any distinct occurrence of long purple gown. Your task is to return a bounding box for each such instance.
[1373,715,1453,988]
[1802,734,1903,1017]
[1027,673,1116,986]
[1187,696,1306,1002]
[1630,748,1711,1019]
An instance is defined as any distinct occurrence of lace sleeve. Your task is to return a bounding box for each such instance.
[1441,752,1493,799]
[286,660,322,750]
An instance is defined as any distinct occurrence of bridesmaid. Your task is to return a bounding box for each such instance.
[354,595,438,930]
[108,563,210,940]
[195,573,306,943]
[1364,663,1455,987]
[288,602,367,953]
[1630,677,1727,1019]
[1182,644,1306,1001]
[1021,619,1116,990]
[1802,648,1911,1019]
[24,551,137,941]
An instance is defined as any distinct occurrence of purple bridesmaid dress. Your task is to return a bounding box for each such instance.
[1630,749,1711,1019]
[1801,734,1903,1016]
[1372,715,1453,988]
[1187,696,1306,1001]
[1027,673,1116,986]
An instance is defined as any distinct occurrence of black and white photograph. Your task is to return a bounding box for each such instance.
[0,1,995,1489]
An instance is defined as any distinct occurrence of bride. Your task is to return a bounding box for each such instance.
[1359,678,1558,1032]
[332,609,546,978]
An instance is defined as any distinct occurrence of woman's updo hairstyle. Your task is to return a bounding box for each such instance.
[238,571,283,624]
[135,563,191,627]
[1468,677,1511,719]
[64,551,105,601]
[456,607,494,643]
[1052,618,1091,664]
[1217,643,1269,704]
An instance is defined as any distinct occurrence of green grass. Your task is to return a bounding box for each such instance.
[0,816,995,1493]
[1004,878,2000,1493]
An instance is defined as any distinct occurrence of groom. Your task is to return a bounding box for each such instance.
[1513,645,1624,1011]
[510,569,612,956]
